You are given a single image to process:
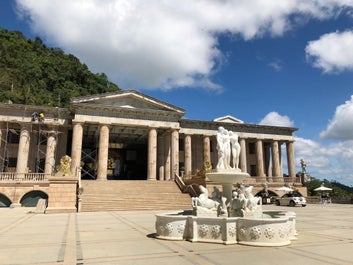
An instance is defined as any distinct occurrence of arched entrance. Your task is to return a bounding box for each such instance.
[20,191,48,207]
[0,194,11,207]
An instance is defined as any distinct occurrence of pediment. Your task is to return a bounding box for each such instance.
[213,115,243,124]
[71,90,185,114]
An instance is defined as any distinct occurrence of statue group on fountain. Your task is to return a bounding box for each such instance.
[216,126,241,170]
[192,184,261,217]
[191,126,262,217]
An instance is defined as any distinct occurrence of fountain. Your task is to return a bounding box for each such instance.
[155,127,297,246]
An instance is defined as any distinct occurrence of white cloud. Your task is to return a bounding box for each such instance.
[294,137,353,185]
[259,112,294,127]
[306,30,353,73]
[320,95,353,139]
[15,0,353,90]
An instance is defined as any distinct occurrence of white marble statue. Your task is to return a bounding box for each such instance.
[228,185,262,217]
[216,126,225,169]
[192,185,219,210]
[229,131,241,169]
[223,129,231,169]
[192,185,227,216]
[216,127,241,170]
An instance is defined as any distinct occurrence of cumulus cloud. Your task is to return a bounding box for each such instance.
[294,137,353,185]
[306,30,353,73]
[15,0,353,90]
[320,95,353,139]
[259,112,294,127]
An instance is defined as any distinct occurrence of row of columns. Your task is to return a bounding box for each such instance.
[181,134,296,180]
[60,122,298,182]
[69,123,181,181]
[11,122,296,181]
[13,124,58,176]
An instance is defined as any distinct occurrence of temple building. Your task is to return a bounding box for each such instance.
[0,90,305,210]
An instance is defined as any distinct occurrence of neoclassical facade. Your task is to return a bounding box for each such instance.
[0,90,302,206]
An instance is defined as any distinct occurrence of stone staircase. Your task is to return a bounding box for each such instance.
[80,180,192,212]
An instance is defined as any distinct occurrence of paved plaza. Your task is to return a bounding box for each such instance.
[0,203,352,265]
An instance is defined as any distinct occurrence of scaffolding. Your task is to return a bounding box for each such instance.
[0,118,60,174]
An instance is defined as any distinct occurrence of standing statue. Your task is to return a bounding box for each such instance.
[216,127,241,170]
[229,131,241,169]
[223,129,231,169]
[300,159,307,174]
[216,127,225,169]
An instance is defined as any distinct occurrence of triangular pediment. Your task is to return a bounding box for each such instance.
[71,90,185,114]
[213,115,243,124]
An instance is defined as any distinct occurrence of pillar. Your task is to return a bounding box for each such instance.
[171,129,179,180]
[203,136,211,163]
[184,135,192,177]
[147,127,157,180]
[255,139,265,177]
[272,140,281,177]
[96,124,109,180]
[44,130,57,175]
[157,134,165,181]
[286,141,296,179]
[0,125,4,171]
[16,124,31,176]
[164,133,171,180]
[239,138,247,173]
[70,122,83,174]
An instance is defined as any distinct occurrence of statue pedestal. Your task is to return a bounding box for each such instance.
[45,176,78,214]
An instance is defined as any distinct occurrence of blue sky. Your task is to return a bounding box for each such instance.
[1,0,353,186]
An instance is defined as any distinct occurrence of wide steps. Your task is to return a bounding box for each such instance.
[80,180,192,212]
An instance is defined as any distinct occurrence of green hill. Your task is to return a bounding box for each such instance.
[0,28,120,108]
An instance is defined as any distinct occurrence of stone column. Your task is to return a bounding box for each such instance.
[44,130,57,175]
[286,141,296,180]
[255,139,265,177]
[264,143,271,178]
[0,126,4,171]
[147,127,157,180]
[70,122,83,175]
[157,134,165,181]
[16,124,31,176]
[279,142,283,178]
[203,136,211,163]
[184,135,192,177]
[171,129,179,180]
[96,124,109,181]
[164,133,171,181]
[239,138,247,173]
[272,140,281,178]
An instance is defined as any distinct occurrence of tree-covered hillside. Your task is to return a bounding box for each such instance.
[0,28,120,108]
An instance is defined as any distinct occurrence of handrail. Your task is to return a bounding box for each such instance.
[0,172,50,182]
[174,174,200,198]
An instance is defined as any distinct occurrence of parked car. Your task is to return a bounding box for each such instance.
[275,193,307,207]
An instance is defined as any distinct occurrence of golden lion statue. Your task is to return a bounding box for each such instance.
[56,155,72,176]
[195,161,212,178]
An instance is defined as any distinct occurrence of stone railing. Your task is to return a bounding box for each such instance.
[0,172,50,182]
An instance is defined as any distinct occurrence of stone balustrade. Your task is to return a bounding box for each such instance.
[0,172,50,182]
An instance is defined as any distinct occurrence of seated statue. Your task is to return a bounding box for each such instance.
[55,155,72,176]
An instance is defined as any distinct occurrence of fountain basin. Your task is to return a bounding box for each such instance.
[155,210,296,246]
[206,170,249,184]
